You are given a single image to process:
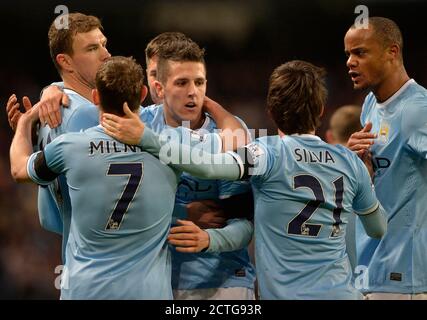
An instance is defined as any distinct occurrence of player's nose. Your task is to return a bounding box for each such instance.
[346,55,357,69]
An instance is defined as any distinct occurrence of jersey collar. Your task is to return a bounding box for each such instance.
[63,88,93,104]
[377,79,415,109]
[289,133,322,141]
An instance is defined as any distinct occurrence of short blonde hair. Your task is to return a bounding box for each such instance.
[329,105,362,144]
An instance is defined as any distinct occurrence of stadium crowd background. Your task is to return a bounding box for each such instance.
[0,0,426,299]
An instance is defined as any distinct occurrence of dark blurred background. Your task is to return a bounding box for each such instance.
[0,0,426,299]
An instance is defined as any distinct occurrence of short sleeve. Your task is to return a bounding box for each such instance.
[352,156,379,215]
[404,98,427,159]
[237,139,273,182]
[27,136,68,185]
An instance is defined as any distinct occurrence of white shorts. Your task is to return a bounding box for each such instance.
[173,287,255,300]
[364,292,427,300]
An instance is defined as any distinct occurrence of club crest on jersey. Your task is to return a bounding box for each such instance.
[377,120,390,144]
[246,143,264,163]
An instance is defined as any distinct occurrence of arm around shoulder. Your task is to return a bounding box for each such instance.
[205,218,254,253]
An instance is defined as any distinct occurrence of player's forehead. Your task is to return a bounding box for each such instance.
[72,28,106,49]
[167,61,206,80]
[345,27,379,48]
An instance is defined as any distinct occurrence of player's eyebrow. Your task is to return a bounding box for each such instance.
[174,77,188,82]
[85,43,99,49]
[84,37,108,50]
[345,46,366,55]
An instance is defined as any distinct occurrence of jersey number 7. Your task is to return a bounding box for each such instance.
[105,163,143,230]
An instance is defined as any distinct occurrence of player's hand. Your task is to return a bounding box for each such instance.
[6,94,33,131]
[20,98,40,124]
[186,199,227,229]
[102,102,144,145]
[168,219,210,253]
[39,85,69,128]
[202,96,220,112]
[347,122,376,157]
[362,150,375,180]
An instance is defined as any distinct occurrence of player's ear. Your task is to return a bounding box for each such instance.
[154,80,164,99]
[325,129,335,144]
[56,53,72,72]
[140,85,148,103]
[388,44,400,60]
[92,89,100,105]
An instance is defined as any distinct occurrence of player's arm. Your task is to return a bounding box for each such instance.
[153,132,270,181]
[178,200,227,229]
[405,99,427,159]
[38,82,69,129]
[102,104,266,180]
[203,96,250,151]
[11,100,64,185]
[144,128,266,182]
[38,188,63,235]
[185,191,254,229]
[146,125,243,179]
[10,101,41,182]
[353,156,387,238]
[358,203,387,239]
[101,100,250,152]
[168,218,253,253]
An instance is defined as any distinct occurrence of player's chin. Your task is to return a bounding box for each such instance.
[352,80,368,90]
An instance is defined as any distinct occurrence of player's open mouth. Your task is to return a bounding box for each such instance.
[185,102,196,108]
[349,71,361,82]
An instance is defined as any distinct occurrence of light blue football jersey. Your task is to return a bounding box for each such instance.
[37,88,99,260]
[247,134,379,299]
[141,104,256,291]
[28,126,179,299]
[356,79,427,294]
[36,88,158,262]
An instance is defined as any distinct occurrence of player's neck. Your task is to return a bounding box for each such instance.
[189,114,206,130]
[62,74,94,102]
[278,129,315,137]
[374,66,410,103]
